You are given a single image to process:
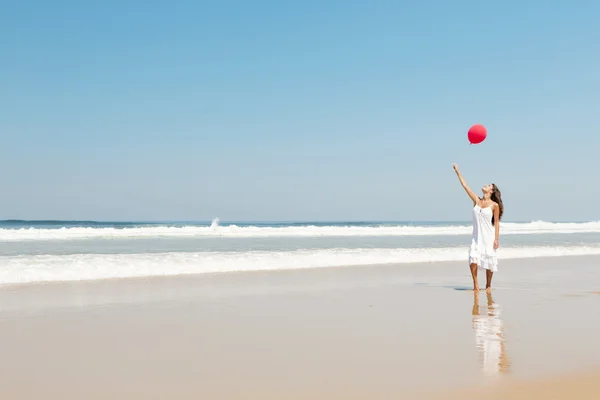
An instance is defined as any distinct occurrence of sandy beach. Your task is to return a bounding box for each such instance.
[5,0,600,398]
[1,255,599,399]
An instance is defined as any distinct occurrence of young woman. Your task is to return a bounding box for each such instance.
[453,164,504,292]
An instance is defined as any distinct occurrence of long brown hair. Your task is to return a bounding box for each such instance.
[491,184,504,226]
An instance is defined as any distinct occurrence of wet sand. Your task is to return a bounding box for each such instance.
[0,255,599,399]
[438,368,600,399]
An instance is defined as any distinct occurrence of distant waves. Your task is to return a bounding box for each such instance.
[2,220,600,241]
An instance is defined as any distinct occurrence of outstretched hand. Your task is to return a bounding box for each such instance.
[453,164,459,172]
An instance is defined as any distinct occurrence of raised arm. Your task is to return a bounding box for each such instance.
[453,164,479,205]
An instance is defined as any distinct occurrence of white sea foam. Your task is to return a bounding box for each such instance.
[2,221,600,242]
[1,245,599,285]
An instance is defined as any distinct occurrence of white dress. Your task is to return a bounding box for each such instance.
[469,204,498,272]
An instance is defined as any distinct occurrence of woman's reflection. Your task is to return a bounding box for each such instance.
[472,292,510,375]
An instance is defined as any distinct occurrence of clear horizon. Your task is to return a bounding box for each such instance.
[1,218,597,224]
[3,1,599,222]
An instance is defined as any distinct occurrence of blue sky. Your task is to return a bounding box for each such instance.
[2,1,599,221]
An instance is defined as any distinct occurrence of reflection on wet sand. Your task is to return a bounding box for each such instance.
[472,292,510,376]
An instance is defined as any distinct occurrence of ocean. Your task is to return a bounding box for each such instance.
[2,219,600,286]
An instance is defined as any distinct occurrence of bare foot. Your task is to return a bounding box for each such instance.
[474,286,480,292]
[486,287,492,293]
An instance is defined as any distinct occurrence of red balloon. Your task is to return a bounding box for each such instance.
[468,124,487,144]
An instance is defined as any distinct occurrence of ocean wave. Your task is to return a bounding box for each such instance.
[1,245,599,285]
[2,220,600,241]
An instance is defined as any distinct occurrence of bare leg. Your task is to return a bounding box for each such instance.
[485,269,494,293]
[470,263,479,291]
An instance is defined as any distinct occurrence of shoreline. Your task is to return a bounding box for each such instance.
[2,252,600,291]
[1,254,599,399]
